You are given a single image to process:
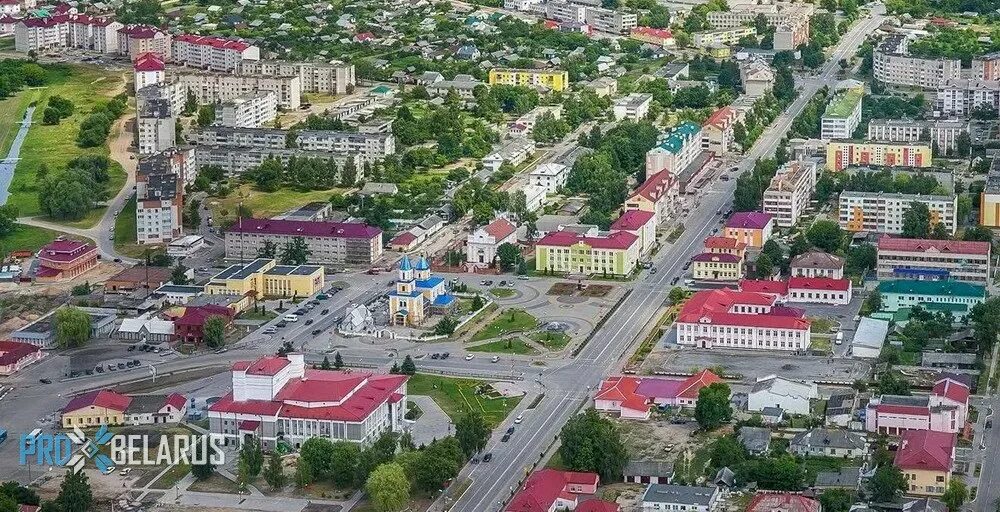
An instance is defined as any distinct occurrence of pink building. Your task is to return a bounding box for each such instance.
[866,377,969,435]
[637,369,724,408]
[595,376,649,419]
[35,237,98,282]
[0,340,43,375]
[506,469,605,512]
[117,24,170,60]
[595,370,724,417]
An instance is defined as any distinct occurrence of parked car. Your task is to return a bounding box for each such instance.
[465,354,474,361]
[311,329,322,336]
[431,353,440,359]
[321,309,329,315]
[441,352,450,359]
[39,378,51,384]
[501,433,510,442]
[491,355,500,363]
[305,319,314,325]
[515,414,523,424]
[482,453,493,462]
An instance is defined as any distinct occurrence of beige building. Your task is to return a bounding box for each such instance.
[239,60,356,95]
[693,26,756,47]
[176,71,301,109]
[225,218,383,265]
[839,191,957,235]
[585,7,638,35]
[874,34,960,89]
[935,79,1000,117]
[762,160,817,228]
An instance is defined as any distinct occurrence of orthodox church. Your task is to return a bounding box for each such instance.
[388,255,456,326]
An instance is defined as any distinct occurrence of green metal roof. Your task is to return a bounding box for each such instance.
[877,279,986,298]
[657,121,702,154]
[824,89,863,119]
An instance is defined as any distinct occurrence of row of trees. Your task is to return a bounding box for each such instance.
[255,237,312,265]
[77,94,127,148]
[0,59,48,99]
[243,155,361,192]
[452,177,537,230]
[38,155,114,221]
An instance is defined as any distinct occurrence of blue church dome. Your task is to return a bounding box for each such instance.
[399,256,413,271]
[415,255,430,271]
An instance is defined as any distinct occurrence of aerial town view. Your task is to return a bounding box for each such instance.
[0,0,999,510]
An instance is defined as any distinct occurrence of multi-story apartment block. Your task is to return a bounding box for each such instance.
[136,171,182,244]
[528,163,568,194]
[612,93,652,121]
[133,52,165,91]
[504,0,542,10]
[972,52,1000,81]
[741,58,775,98]
[821,87,863,140]
[0,15,18,37]
[192,128,391,162]
[935,79,1000,117]
[701,106,741,155]
[488,68,569,92]
[117,24,171,60]
[867,119,969,153]
[238,60,356,96]
[544,1,588,23]
[195,147,360,176]
[877,237,991,284]
[67,14,120,53]
[707,2,812,49]
[826,141,932,170]
[584,7,637,34]
[839,191,957,235]
[224,218,383,265]
[626,169,679,226]
[772,18,809,50]
[692,26,756,47]
[645,121,703,179]
[15,14,120,53]
[171,34,259,72]
[176,71,301,109]
[675,288,811,351]
[140,147,197,187]
[762,160,817,228]
[136,81,186,117]
[136,99,175,156]
[217,93,278,128]
[873,34,961,89]
[979,158,1000,228]
[534,231,641,277]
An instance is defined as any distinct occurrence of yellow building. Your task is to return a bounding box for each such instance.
[895,430,955,497]
[534,231,640,277]
[723,212,774,248]
[488,68,569,92]
[980,164,1000,227]
[204,258,325,311]
[826,141,932,171]
[692,236,746,282]
[61,389,130,428]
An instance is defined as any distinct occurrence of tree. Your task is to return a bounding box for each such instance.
[806,220,844,253]
[279,237,311,265]
[240,436,264,481]
[942,479,967,512]
[196,104,215,127]
[0,482,39,507]
[963,226,993,242]
[329,441,361,487]
[202,315,227,348]
[754,253,774,279]
[257,240,278,259]
[668,287,687,305]
[496,242,521,272]
[558,409,628,481]
[171,263,189,285]
[710,435,747,469]
[434,316,458,335]
[902,202,932,238]
[869,465,906,502]
[695,382,732,430]
[334,351,344,369]
[321,356,331,370]
[54,471,92,512]
[295,457,313,488]
[54,307,92,348]
[863,290,883,315]
[115,0,164,24]
[455,410,490,458]
[365,463,410,512]
[299,438,335,480]
[0,493,17,512]
[263,452,286,491]
[43,107,62,125]
[400,355,416,375]
[819,488,853,512]
[956,131,971,158]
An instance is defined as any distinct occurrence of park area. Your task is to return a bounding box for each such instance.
[470,308,538,341]
[407,373,522,428]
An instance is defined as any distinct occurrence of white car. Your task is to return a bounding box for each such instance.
[283,314,299,322]
[491,355,500,363]
[514,414,523,424]
[464,354,474,361]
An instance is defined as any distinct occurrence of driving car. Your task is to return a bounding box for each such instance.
[464,354,474,361]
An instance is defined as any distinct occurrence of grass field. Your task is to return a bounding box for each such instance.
[207,184,348,225]
[407,373,521,428]
[530,331,571,351]
[490,287,516,298]
[113,195,150,258]
[469,338,540,355]
[471,309,538,342]
[149,463,191,490]
[5,65,126,221]
[0,223,90,253]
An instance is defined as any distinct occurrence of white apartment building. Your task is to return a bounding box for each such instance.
[504,0,542,10]
[482,138,536,173]
[675,289,812,352]
[133,52,165,91]
[136,81,186,117]
[545,1,587,22]
[136,172,181,244]
[528,163,568,194]
[838,191,958,235]
[820,88,863,140]
[707,2,814,29]
[973,52,1000,81]
[15,14,121,53]
[645,122,703,179]
[762,160,817,228]
[191,126,395,161]
[867,119,969,152]
[692,26,755,47]
[136,99,175,156]
[877,237,991,284]
[171,34,260,72]
[217,92,278,128]
[613,93,652,121]
[584,7,637,35]
[873,34,961,89]
[117,24,171,60]
[195,147,360,176]
[176,72,301,109]
[139,147,197,187]
[509,105,563,138]
[238,60,356,95]
[935,79,1000,117]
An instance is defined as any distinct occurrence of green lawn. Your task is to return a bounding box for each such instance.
[809,317,835,333]
[113,195,150,258]
[490,287,516,298]
[7,65,127,220]
[149,463,191,490]
[407,373,521,428]
[208,184,348,225]
[0,223,90,253]
[471,309,538,342]
[469,338,540,355]
[530,331,571,351]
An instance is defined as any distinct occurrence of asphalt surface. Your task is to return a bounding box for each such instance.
[449,8,888,511]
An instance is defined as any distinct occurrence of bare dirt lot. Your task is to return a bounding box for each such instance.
[617,416,700,460]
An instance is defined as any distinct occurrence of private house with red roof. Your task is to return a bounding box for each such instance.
[170,304,234,343]
[866,377,969,435]
[701,106,742,155]
[0,340,43,375]
[610,210,656,256]
[207,353,407,449]
[35,237,97,282]
[625,169,679,227]
[676,288,811,351]
[724,212,774,248]
[895,430,957,496]
[535,231,641,277]
[505,469,603,512]
[171,34,259,72]
[595,376,649,419]
[637,369,724,408]
[692,236,747,282]
[876,237,991,284]
[787,276,853,305]
[466,217,517,268]
[61,390,187,428]
[746,493,821,512]
[133,51,165,90]
[224,217,383,265]
[630,26,675,47]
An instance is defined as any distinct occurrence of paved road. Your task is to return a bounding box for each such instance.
[449,8,888,511]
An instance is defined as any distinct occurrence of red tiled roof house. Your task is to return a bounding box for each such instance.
[466,218,517,268]
[0,340,43,375]
[610,210,656,256]
[506,469,602,512]
[170,305,234,344]
[895,430,956,496]
[35,237,97,282]
[676,289,811,351]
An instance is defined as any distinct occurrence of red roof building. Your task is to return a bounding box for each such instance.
[208,354,408,450]
[895,430,956,473]
[595,376,649,419]
[610,210,656,255]
[877,236,992,284]
[0,341,43,376]
[389,231,419,251]
[626,169,678,227]
[133,51,165,71]
[35,237,97,282]
[747,493,821,512]
[506,469,601,512]
[676,289,811,351]
[576,499,621,512]
[740,279,789,297]
[636,369,724,408]
[225,218,383,265]
[866,377,970,435]
[467,217,518,268]
[62,390,188,428]
[787,276,853,305]
[630,26,675,47]
[172,305,234,343]
[171,33,258,72]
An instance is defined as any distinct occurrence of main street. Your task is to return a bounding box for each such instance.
[451,7,887,511]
